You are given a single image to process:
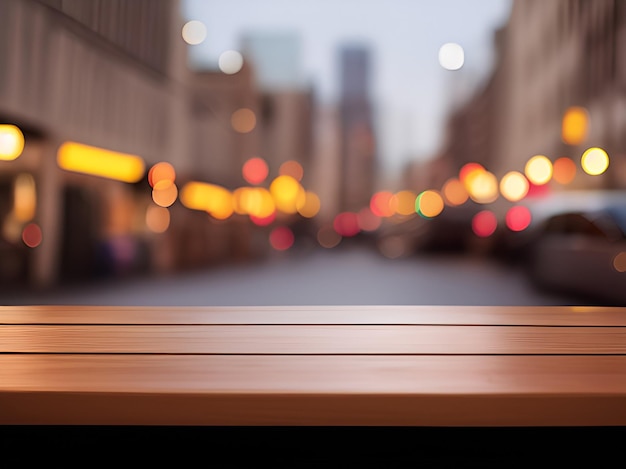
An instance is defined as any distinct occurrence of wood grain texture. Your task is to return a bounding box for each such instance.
[2,305,626,325]
[2,305,626,426]
[2,355,626,425]
[2,324,626,354]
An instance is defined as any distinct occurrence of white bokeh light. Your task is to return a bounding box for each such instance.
[218,50,244,74]
[438,43,465,70]
[182,20,207,45]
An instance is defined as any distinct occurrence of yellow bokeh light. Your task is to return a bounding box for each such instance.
[466,170,499,204]
[394,190,418,216]
[233,187,275,218]
[0,124,25,161]
[145,205,170,233]
[270,175,304,214]
[297,191,321,218]
[417,190,444,218]
[57,141,145,183]
[13,173,36,222]
[180,181,233,219]
[524,155,553,185]
[442,178,469,206]
[231,108,256,133]
[499,171,529,202]
[562,106,589,146]
[581,147,609,176]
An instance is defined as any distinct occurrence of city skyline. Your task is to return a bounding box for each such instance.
[181,0,513,175]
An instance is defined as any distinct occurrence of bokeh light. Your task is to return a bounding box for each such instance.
[13,173,36,222]
[317,225,342,248]
[394,190,418,216]
[562,106,589,146]
[269,226,294,251]
[180,181,234,219]
[218,50,244,74]
[148,162,176,188]
[333,212,360,237]
[459,162,485,183]
[581,147,609,175]
[442,178,469,206]
[416,190,444,218]
[0,124,25,161]
[182,20,206,45]
[250,211,276,226]
[499,171,529,202]
[270,175,304,214]
[613,252,626,273]
[22,223,42,248]
[242,157,269,185]
[57,141,145,183]
[472,210,497,237]
[466,170,499,204]
[145,205,170,233]
[505,206,532,232]
[279,160,304,182]
[231,108,256,133]
[152,180,178,208]
[378,236,408,259]
[296,191,321,218]
[357,207,382,231]
[233,187,275,218]
[370,191,396,218]
[524,155,553,185]
[439,42,464,70]
[552,157,577,184]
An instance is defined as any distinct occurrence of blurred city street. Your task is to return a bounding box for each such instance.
[2,1,626,307]
[1,244,593,306]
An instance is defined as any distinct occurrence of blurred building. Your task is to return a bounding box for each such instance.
[0,0,269,289]
[338,44,378,213]
[239,31,315,185]
[436,0,626,191]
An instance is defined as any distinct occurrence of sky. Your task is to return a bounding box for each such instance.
[181,0,513,175]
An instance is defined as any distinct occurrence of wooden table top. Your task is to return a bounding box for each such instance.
[2,305,626,426]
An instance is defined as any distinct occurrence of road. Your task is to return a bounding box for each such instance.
[1,243,594,306]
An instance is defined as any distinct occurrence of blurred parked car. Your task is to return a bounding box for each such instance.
[523,201,626,305]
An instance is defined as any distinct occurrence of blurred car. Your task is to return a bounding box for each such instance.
[376,202,482,258]
[523,201,626,305]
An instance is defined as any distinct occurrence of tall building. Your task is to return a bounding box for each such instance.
[338,44,378,212]
[239,31,315,202]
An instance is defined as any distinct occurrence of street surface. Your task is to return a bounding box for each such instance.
[1,243,593,306]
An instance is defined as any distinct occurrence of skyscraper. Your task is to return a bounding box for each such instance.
[338,44,378,212]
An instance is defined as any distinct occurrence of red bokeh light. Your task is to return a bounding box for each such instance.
[505,206,532,232]
[242,157,269,185]
[333,212,360,237]
[369,191,395,217]
[250,211,276,226]
[269,226,294,251]
[22,223,43,248]
[472,210,497,237]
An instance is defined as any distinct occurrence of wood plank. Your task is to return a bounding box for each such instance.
[2,305,626,326]
[2,324,626,354]
[2,355,626,425]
